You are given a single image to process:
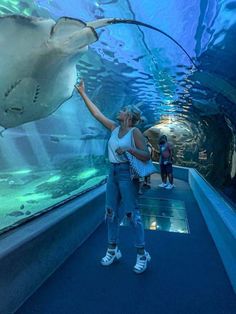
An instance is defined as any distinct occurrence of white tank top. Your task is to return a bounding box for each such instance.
[108,126,135,163]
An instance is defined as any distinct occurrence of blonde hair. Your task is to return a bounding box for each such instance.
[124,105,142,126]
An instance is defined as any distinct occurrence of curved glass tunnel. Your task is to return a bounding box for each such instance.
[0,0,236,233]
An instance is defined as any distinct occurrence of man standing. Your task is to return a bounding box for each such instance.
[158,135,174,189]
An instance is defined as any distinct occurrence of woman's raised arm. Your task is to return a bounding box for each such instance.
[75,80,117,131]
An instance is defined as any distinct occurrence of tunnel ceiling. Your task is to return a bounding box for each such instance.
[0,0,236,130]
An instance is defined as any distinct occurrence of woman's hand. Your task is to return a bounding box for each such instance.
[116,147,126,155]
[75,80,85,94]
[74,80,117,131]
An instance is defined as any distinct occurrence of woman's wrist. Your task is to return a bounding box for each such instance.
[79,90,86,97]
[127,148,135,154]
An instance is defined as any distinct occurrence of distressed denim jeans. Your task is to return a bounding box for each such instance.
[105,162,145,248]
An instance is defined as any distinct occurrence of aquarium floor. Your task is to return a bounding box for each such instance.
[16,174,236,314]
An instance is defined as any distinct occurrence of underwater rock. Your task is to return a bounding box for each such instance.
[8,180,16,185]
[34,159,108,198]
[7,174,40,186]
[77,175,107,193]
[0,174,10,183]
[8,179,23,186]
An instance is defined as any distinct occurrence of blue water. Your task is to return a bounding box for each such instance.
[0,0,235,232]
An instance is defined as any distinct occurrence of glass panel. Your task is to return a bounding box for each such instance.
[139,197,186,210]
[139,204,186,219]
[0,159,108,234]
[0,0,235,234]
[141,215,189,233]
[121,197,189,233]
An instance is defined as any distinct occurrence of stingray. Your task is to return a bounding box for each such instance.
[0,15,197,129]
[193,71,236,105]
[192,97,220,115]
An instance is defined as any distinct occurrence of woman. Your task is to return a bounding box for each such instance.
[75,80,151,274]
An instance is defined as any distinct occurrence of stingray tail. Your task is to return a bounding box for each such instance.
[87,18,198,69]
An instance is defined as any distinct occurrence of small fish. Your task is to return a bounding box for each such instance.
[50,135,60,143]
[7,210,24,217]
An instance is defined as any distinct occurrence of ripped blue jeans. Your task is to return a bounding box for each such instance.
[105,162,145,248]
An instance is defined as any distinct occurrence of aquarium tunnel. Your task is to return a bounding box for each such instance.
[0,1,236,313]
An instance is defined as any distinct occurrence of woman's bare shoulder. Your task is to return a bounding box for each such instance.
[110,123,119,131]
[132,127,143,136]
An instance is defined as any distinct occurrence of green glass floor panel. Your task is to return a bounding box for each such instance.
[139,197,185,210]
[141,215,189,233]
[122,197,190,234]
[120,197,189,234]
[139,204,186,219]
[120,214,189,233]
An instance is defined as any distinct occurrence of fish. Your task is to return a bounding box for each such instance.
[49,135,61,143]
[80,134,107,140]
[0,15,197,129]
[80,126,107,139]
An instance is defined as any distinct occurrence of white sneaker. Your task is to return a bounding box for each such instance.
[158,182,167,188]
[100,247,122,266]
[133,251,151,274]
[165,183,174,190]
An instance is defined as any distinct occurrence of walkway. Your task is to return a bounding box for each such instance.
[16,175,236,314]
